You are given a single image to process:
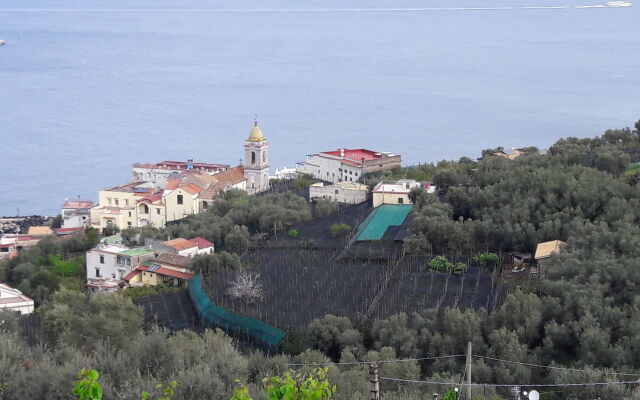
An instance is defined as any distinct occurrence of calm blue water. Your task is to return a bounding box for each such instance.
[1,0,639,216]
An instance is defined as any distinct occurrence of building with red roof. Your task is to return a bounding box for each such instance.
[297,148,401,184]
[124,255,194,288]
[189,237,215,255]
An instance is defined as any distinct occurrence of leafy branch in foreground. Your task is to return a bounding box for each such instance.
[230,368,336,400]
[73,369,177,400]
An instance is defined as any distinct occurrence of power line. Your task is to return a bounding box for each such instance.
[283,354,466,367]
[379,376,640,388]
[378,376,640,387]
[473,355,640,377]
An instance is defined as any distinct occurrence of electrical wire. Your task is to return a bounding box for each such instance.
[378,377,640,387]
[473,355,640,377]
[282,354,466,367]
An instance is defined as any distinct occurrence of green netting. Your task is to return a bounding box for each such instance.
[189,275,285,346]
[356,204,413,241]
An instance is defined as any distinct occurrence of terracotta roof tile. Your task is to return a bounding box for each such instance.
[181,183,203,195]
[210,166,247,186]
[155,252,193,268]
[164,238,198,251]
[189,237,214,249]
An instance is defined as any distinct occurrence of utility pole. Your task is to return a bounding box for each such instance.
[369,362,380,400]
[466,341,472,400]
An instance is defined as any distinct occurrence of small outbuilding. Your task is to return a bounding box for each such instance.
[534,240,565,279]
[309,181,369,204]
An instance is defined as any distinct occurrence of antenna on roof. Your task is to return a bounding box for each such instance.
[254,114,258,126]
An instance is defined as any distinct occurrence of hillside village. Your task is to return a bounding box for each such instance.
[2,120,640,400]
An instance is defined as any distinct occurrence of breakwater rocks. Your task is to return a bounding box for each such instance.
[0,216,53,234]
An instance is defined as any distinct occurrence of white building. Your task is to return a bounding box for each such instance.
[164,238,199,258]
[372,179,435,207]
[297,148,401,184]
[132,160,230,187]
[189,237,215,255]
[0,283,34,314]
[61,200,94,229]
[309,182,369,204]
[272,167,298,180]
[86,240,155,291]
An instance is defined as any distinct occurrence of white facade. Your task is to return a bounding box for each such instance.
[272,167,298,180]
[61,200,94,229]
[0,283,34,314]
[297,148,401,184]
[132,160,229,187]
[372,179,435,207]
[309,182,369,204]
[86,241,155,290]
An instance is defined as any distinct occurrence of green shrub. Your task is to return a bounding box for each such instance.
[473,252,500,267]
[428,256,466,275]
[329,223,351,237]
[288,229,299,238]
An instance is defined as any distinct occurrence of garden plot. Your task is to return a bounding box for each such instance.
[202,248,388,330]
[369,255,498,320]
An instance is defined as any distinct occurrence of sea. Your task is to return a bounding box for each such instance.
[0,0,639,216]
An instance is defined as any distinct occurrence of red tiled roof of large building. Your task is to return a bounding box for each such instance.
[199,182,229,200]
[165,179,181,190]
[139,192,163,203]
[164,238,198,251]
[321,149,384,161]
[181,183,203,195]
[189,237,213,249]
[155,252,193,269]
[211,166,247,186]
[62,200,94,209]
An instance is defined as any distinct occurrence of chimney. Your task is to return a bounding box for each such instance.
[340,148,345,157]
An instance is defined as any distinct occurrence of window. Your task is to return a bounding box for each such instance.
[95,268,101,277]
[355,172,358,176]
[202,201,208,210]
[115,199,119,206]
[406,184,410,189]
[156,208,161,214]
[398,198,404,204]
[107,198,112,205]
[338,168,342,172]
[128,212,132,217]
[263,152,266,163]
[82,216,86,220]
[127,222,132,227]
[335,190,339,194]
[112,273,116,279]
[99,255,104,264]
[349,170,353,174]
[177,194,183,205]
[125,199,129,206]
[251,151,256,165]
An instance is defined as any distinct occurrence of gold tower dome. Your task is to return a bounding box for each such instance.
[248,122,265,141]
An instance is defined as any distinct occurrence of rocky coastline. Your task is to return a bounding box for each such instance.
[0,216,53,234]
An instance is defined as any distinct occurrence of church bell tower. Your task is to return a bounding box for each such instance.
[243,121,270,193]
